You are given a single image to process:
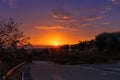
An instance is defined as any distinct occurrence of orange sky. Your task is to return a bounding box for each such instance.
[29,30,78,45]
[25,27,96,46]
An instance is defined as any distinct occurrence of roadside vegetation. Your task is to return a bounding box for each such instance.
[0,18,31,80]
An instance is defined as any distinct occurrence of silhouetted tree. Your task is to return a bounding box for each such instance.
[95,32,120,51]
[0,18,31,78]
[0,18,30,50]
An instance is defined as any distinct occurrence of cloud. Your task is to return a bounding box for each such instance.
[50,8,105,30]
[35,25,77,31]
[52,8,71,19]
[51,8,83,28]
[100,6,112,14]
[0,0,17,7]
[37,0,118,31]
[79,23,92,27]
[110,0,120,5]
[52,8,75,22]
[99,22,110,25]
[100,0,120,14]
[107,0,120,5]
[36,25,64,30]
[111,0,117,4]
[83,16,103,21]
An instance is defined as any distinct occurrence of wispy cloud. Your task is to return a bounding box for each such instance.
[83,16,103,21]
[100,6,112,14]
[52,8,71,19]
[36,25,64,30]
[52,8,77,23]
[51,8,102,29]
[99,22,110,25]
[36,0,119,31]
[100,0,120,14]
[110,0,120,5]
[0,0,17,7]
[35,25,77,31]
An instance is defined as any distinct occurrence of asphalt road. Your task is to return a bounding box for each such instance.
[28,61,120,80]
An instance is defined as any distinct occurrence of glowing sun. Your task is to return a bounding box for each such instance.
[54,42,59,46]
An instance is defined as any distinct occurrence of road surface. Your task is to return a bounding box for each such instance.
[27,61,120,80]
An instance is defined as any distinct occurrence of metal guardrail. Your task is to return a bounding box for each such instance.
[3,62,26,80]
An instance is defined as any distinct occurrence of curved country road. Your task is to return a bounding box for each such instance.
[26,61,120,80]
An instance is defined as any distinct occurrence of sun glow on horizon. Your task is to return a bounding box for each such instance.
[54,42,59,46]
[30,32,80,45]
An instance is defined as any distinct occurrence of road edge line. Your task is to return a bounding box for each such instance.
[22,64,29,80]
